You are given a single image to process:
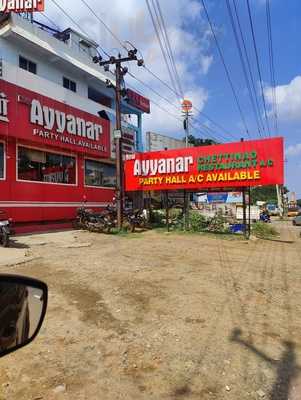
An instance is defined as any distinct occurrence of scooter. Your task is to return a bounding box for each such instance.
[0,211,11,247]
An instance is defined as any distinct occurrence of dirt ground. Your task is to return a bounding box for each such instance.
[0,221,300,400]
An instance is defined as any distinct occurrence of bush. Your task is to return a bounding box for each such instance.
[251,222,279,238]
[150,210,165,226]
[207,212,229,233]
[189,211,208,232]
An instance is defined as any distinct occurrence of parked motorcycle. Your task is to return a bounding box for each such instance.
[0,211,11,247]
[75,207,110,233]
[103,205,147,233]
[260,211,271,223]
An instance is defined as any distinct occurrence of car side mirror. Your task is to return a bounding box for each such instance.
[0,275,48,358]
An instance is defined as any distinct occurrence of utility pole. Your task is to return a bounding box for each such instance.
[94,49,144,230]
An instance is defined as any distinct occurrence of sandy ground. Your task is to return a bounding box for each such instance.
[0,221,300,400]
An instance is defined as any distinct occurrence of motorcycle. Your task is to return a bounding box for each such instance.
[260,212,271,223]
[75,207,110,233]
[103,205,146,233]
[0,211,11,247]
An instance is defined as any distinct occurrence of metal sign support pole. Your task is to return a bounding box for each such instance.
[184,111,190,231]
[242,187,247,240]
[248,186,251,239]
[166,191,170,232]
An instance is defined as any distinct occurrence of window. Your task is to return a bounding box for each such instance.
[18,147,76,185]
[19,56,37,75]
[85,160,116,188]
[0,143,4,179]
[88,87,112,108]
[63,77,77,93]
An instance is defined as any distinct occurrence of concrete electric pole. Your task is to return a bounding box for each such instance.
[94,49,144,230]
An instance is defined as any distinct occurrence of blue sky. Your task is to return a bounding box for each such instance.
[44,0,301,197]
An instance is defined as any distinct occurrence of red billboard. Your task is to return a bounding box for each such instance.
[0,80,110,158]
[125,137,284,191]
[126,89,150,114]
[0,0,45,13]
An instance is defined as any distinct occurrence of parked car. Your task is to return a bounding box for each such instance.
[292,215,301,226]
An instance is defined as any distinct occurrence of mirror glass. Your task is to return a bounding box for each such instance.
[0,282,45,356]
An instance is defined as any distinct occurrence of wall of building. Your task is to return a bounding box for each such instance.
[0,36,112,102]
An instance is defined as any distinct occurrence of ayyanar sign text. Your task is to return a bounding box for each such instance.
[125,137,284,191]
[0,0,45,13]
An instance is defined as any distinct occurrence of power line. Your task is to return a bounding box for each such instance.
[145,0,180,99]
[232,0,267,135]
[49,0,110,57]
[72,0,235,139]
[48,0,235,141]
[246,0,271,137]
[225,0,262,137]
[142,65,237,140]
[125,79,222,142]
[39,11,60,30]
[79,0,128,52]
[266,0,278,135]
[127,71,230,142]
[201,0,251,139]
[153,0,184,98]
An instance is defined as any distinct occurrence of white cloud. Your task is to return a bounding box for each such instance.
[286,143,301,157]
[265,76,301,123]
[200,55,213,75]
[44,0,213,136]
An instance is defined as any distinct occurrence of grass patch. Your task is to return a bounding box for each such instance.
[251,222,279,239]
[151,227,244,241]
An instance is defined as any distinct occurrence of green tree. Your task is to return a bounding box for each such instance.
[184,135,218,147]
[297,199,301,207]
[251,185,289,205]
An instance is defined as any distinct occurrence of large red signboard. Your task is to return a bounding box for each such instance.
[125,137,284,191]
[0,80,110,158]
[0,0,45,13]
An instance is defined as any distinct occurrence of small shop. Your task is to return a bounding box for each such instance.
[0,80,115,232]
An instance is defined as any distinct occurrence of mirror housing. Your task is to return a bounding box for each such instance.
[0,275,48,358]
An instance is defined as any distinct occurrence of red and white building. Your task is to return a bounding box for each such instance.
[0,13,150,233]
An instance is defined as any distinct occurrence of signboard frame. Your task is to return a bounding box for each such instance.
[125,137,284,192]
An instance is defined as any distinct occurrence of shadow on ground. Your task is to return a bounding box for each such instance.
[230,328,301,400]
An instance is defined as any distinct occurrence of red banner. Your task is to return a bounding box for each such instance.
[0,80,110,158]
[0,0,45,13]
[125,137,284,191]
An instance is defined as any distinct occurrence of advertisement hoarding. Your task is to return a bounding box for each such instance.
[196,192,243,203]
[126,89,150,114]
[0,80,110,158]
[0,0,45,13]
[125,137,284,191]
